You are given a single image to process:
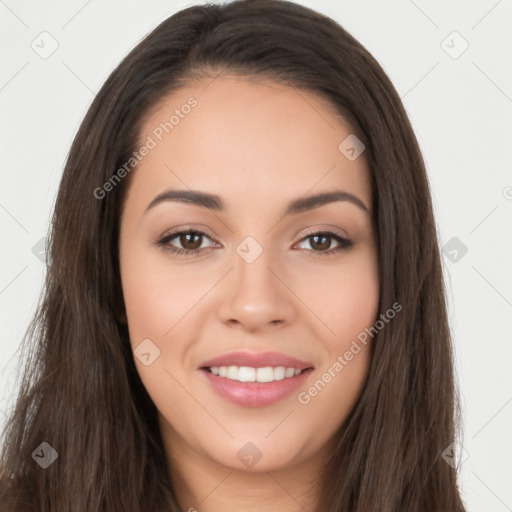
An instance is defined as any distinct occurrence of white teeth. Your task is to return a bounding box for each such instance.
[256,367,274,383]
[226,366,239,379]
[273,366,286,380]
[238,366,256,382]
[208,365,304,383]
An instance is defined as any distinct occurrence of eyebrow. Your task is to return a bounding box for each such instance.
[144,189,369,215]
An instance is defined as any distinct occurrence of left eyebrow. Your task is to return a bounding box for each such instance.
[144,189,370,215]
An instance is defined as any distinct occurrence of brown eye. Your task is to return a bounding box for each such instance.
[156,228,352,258]
[156,229,217,256]
[178,232,203,250]
[296,231,353,256]
[309,234,331,251]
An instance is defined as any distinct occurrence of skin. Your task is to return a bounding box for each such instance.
[119,75,379,512]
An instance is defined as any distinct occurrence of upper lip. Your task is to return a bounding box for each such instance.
[199,351,314,370]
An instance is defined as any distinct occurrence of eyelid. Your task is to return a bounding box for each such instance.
[156,225,220,249]
[158,224,219,241]
[294,224,350,241]
[292,227,353,253]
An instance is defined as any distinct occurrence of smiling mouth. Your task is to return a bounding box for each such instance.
[203,365,309,383]
[200,365,314,408]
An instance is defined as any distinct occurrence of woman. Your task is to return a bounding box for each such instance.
[0,0,467,510]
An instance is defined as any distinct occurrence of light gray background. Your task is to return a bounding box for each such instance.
[1,1,511,510]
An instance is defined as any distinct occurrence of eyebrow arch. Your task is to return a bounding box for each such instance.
[144,189,369,215]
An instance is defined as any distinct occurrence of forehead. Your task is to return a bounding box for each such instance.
[127,75,371,212]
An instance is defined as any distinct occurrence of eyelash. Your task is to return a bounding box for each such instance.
[155,227,353,258]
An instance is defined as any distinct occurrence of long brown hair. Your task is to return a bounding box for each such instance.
[0,1,466,510]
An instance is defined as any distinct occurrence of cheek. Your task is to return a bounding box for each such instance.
[120,249,197,420]
[120,246,215,404]
[299,248,380,346]
[120,245,210,343]
[292,250,379,422]
[328,265,379,344]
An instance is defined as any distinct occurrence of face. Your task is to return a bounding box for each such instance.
[119,75,379,474]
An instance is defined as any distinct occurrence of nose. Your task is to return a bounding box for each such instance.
[217,247,297,333]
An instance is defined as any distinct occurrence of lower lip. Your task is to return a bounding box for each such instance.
[200,368,313,408]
